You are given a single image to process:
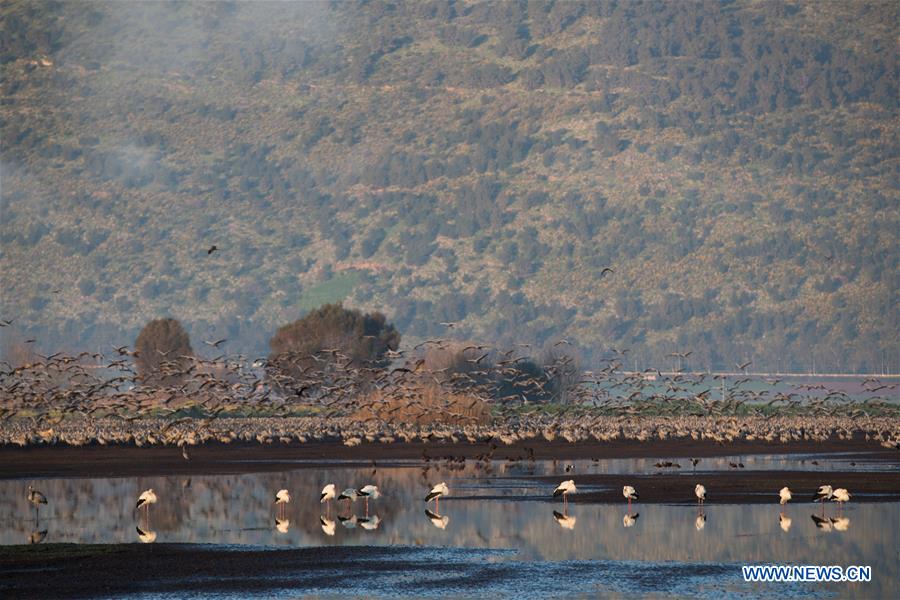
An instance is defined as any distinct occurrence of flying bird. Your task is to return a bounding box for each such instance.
[207,245,218,255]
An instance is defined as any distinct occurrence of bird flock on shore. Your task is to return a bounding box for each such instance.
[1,340,897,452]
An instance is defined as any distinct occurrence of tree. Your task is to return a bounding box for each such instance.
[134,318,193,386]
[268,303,400,388]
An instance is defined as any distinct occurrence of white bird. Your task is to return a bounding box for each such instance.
[275,517,290,534]
[320,483,336,503]
[831,516,850,532]
[779,512,792,532]
[553,480,577,509]
[320,516,336,536]
[425,482,449,513]
[275,489,291,519]
[779,486,792,505]
[695,484,706,505]
[136,525,157,543]
[553,510,577,530]
[136,489,157,511]
[425,509,449,530]
[359,484,381,513]
[359,515,381,531]
[832,488,850,504]
[27,485,47,519]
[338,488,362,504]
[695,513,706,530]
[813,485,833,502]
[623,512,639,528]
[623,485,638,509]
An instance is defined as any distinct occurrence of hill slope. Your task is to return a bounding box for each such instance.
[0,0,897,372]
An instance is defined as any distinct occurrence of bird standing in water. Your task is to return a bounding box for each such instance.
[779,486,792,505]
[425,482,449,514]
[27,485,47,521]
[695,484,706,506]
[553,480,577,511]
[275,489,291,520]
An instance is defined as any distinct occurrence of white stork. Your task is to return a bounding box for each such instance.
[553,480,577,510]
[359,484,381,514]
[425,482,449,513]
[695,484,706,506]
[275,489,291,519]
[779,486,792,505]
[623,485,638,509]
[832,488,850,513]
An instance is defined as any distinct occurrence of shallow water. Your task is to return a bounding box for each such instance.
[3,458,897,598]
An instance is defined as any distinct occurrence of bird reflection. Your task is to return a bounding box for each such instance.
[811,514,833,532]
[779,512,792,532]
[275,517,290,534]
[695,512,706,531]
[359,515,381,531]
[623,512,639,528]
[320,516,336,536]
[553,510,577,530]
[338,514,358,529]
[136,525,157,543]
[425,509,449,530]
[831,516,850,532]
[29,527,48,544]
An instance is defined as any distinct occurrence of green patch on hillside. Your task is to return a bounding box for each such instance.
[297,272,359,312]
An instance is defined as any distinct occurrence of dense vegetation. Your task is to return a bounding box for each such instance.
[134,317,193,385]
[0,0,896,373]
[268,302,400,386]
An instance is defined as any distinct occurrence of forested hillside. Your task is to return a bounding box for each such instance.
[1,0,896,372]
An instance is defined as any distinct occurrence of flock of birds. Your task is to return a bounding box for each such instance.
[23,475,855,544]
[1,339,897,453]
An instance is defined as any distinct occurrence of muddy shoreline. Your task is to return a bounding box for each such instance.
[1,437,894,480]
